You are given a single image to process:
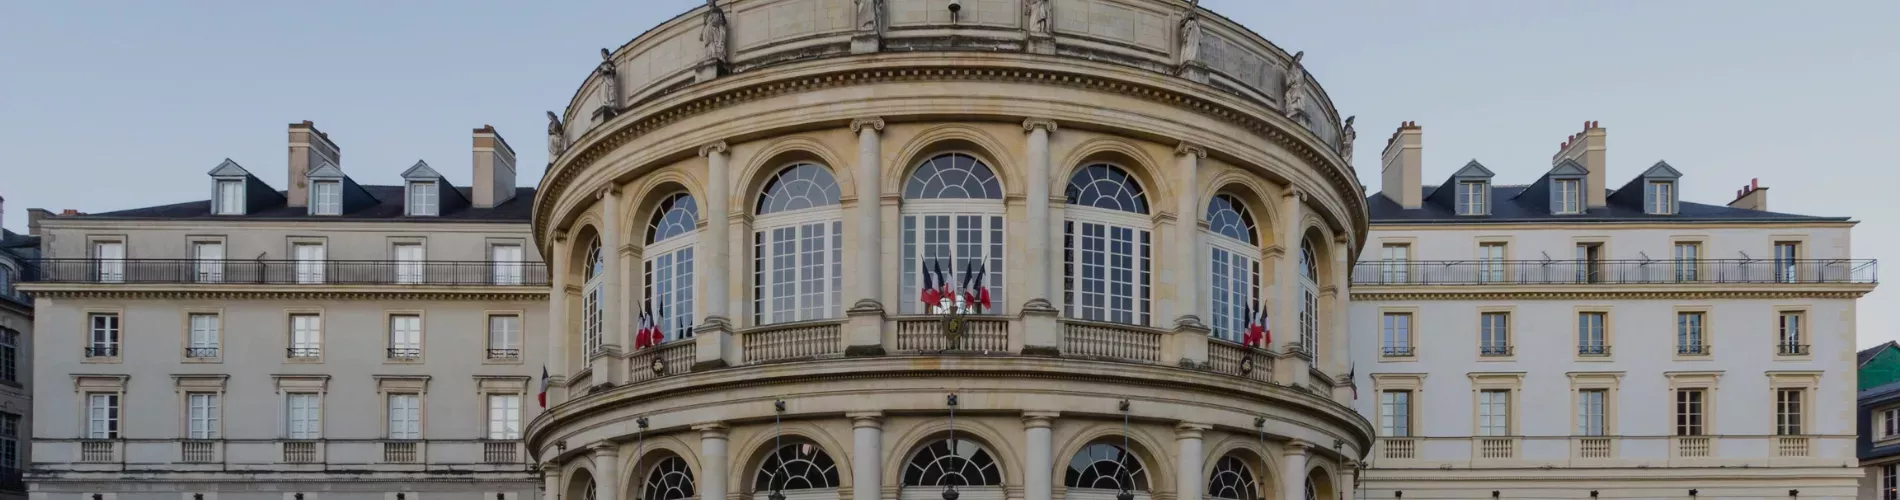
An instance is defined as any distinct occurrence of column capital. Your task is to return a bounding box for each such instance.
[699,141,730,157]
[1281,439,1311,457]
[850,117,886,133]
[542,461,565,474]
[1023,118,1059,133]
[848,412,885,428]
[693,421,730,438]
[1175,142,1207,158]
[590,441,621,456]
[596,185,623,200]
[1173,422,1211,439]
[1022,411,1060,428]
[1282,187,1307,202]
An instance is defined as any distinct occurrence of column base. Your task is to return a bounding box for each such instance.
[1021,304,1061,356]
[693,318,737,371]
[845,303,888,357]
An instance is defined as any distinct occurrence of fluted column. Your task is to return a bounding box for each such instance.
[1175,424,1210,500]
[696,423,730,500]
[1023,411,1059,500]
[1172,144,1205,328]
[1279,441,1309,500]
[700,142,732,324]
[548,233,570,402]
[1022,119,1058,312]
[850,413,884,500]
[597,187,627,383]
[850,117,885,312]
[592,443,621,500]
[542,462,563,500]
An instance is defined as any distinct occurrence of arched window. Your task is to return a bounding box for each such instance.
[583,237,606,356]
[903,438,1003,487]
[1303,478,1317,500]
[1298,237,1319,354]
[1205,194,1261,343]
[645,193,699,342]
[641,456,697,500]
[753,164,844,325]
[1206,456,1259,500]
[901,153,1005,315]
[754,442,842,493]
[1064,442,1149,493]
[1063,165,1152,326]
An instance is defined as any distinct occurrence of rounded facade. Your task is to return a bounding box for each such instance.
[529,2,1371,500]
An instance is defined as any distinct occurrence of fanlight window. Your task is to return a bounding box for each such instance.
[1206,456,1259,500]
[753,164,845,325]
[1206,194,1261,343]
[903,438,1002,487]
[583,238,606,356]
[642,456,697,500]
[1297,237,1319,354]
[1063,165,1152,326]
[1064,442,1149,491]
[755,442,842,492]
[583,477,598,500]
[1303,477,1320,500]
[901,153,1005,315]
[645,193,699,342]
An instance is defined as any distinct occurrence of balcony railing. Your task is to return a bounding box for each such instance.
[1674,436,1711,458]
[185,347,219,358]
[1380,346,1414,357]
[1476,437,1517,459]
[1779,344,1811,356]
[1207,340,1274,383]
[1578,345,1611,357]
[1576,437,1613,459]
[1776,436,1811,457]
[895,316,1010,352]
[487,348,522,360]
[387,348,422,360]
[1479,345,1513,357]
[181,440,219,463]
[1063,319,1163,363]
[286,347,322,359]
[1380,438,1416,460]
[741,320,843,364]
[79,440,116,462]
[1354,259,1877,286]
[383,441,421,463]
[282,441,320,463]
[1677,344,1711,356]
[629,340,696,383]
[84,346,119,358]
[31,258,549,286]
[484,441,520,464]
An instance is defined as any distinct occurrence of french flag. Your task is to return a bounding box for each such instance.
[920,259,940,309]
[1243,302,1270,348]
[538,365,549,408]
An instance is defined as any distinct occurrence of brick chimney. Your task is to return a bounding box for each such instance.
[1380,121,1423,209]
[1553,121,1608,208]
[471,125,518,208]
[286,121,341,208]
[25,208,50,236]
[1729,178,1768,212]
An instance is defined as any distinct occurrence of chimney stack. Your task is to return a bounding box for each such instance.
[1728,178,1769,211]
[25,208,50,236]
[1380,121,1423,209]
[1553,121,1607,208]
[471,125,518,208]
[286,121,341,208]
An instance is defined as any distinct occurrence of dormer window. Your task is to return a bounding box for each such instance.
[1646,180,1675,215]
[407,181,437,216]
[1456,181,1487,215]
[215,180,244,215]
[311,181,342,216]
[1555,179,1582,214]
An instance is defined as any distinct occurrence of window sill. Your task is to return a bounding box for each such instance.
[1774,354,1814,361]
[285,357,324,364]
[0,380,21,390]
[483,358,525,366]
[1378,355,1417,363]
[1574,355,1615,362]
[1673,354,1714,362]
[1477,355,1515,362]
[81,357,123,364]
[383,358,426,365]
[182,357,223,364]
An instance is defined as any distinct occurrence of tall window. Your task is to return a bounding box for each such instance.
[1204,194,1258,341]
[1378,244,1409,283]
[387,314,422,359]
[193,241,224,283]
[286,393,322,439]
[1206,456,1259,500]
[1574,243,1602,283]
[752,164,844,325]
[1298,238,1320,354]
[488,314,522,359]
[1478,243,1507,283]
[643,456,699,500]
[407,181,437,216]
[293,242,325,284]
[1645,181,1674,215]
[393,243,425,284]
[1676,312,1706,355]
[1779,311,1806,354]
[1577,312,1606,355]
[0,413,16,470]
[88,313,120,358]
[387,394,420,440]
[1064,441,1149,492]
[1554,179,1581,214]
[187,393,219,439]
[0,329,13,383]
[1456,181,1487,215]
[901,153,1006,316]
[1776,388,1805,436]
[216,180,245,215]
[1380,313,1411,357]
[87,393,120,439]
[93,241,124,283]
[289,314,321,358]
[1480,312,1509,356]
[645,192,699,341]
[487,394,521,440]
[1673,242,1700,282]
[491,244,525,285]
[1775,242,1800,283]
[583,238,605,356]
[1380,390,1411,437]
[312,181,342,215]
[1884,464,1898,500]
[1675,389,1705,436]
[188,313,220,358]
[1478,390,1510,436]
[1882,408,1900,440]
[1577,389,1607,436]
[1064,165,1152,326]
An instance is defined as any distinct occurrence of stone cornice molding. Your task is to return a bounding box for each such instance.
[849,117,886,133]
[23,287,546,301]
[1353,289,1873,301]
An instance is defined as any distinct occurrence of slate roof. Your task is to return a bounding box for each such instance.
[1368,181,1846,223]
[74,185,535,222]
[1863,341,1897,367]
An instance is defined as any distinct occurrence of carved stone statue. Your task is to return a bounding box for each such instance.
[1339,115,1356,161]
[546,111,568,159]
[1027,0,1052,35]
[1282,51,1309,121]
[855,0,883,33]
[596,48,621,112]
[700,0,729,64]
[1178,0,1203,65]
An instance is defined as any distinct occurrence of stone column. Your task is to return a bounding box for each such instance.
[1022,120,1060,355]
[548,234,570,403]
[592,443,621,500]
[697,143,738,369]
[1274,189,1310,387]
[597,187,627,384]
[1341,461,1359,500]
[542,462,563,500]
[696,423,730,500]
[1172,144,1205,328]
[1329,235,1352,378]
[1279,441,1309,500]
[846,118,888,356]
[1175,424,1210,500]
[850,413,884,500]
[1023,412,1059,500]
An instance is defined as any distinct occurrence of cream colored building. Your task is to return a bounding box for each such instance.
[0,198,37,500]
[530,4,1368,500]
[1350,122,1878,498]
[22,125,548,499]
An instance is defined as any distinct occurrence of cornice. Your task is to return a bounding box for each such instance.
[1352,288,1873,301]
[22,285,546,301]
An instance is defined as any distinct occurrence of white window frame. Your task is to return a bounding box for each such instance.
[94,241,125,283]
[1555,179,1581,214]
[293,242,326,284]
[1297,239,1320,355]
[1380,390,1411,437]
[487,394,522,440]
[901,204,1008,316]
[644,229,698,343]
[289,314,322,359]
[490,244,525,285]
[187,392,220,439]
[393,243,425,285]
[1456,181,1486,215]
[407,181,438,216]
[1646,181,1674,215]
[488,314,522,358]
[1775,242,1801,283]
[1478,389,1511,436]
[193,241,225,283]
[311,181,342,215]
[1884,464,1898,500]
[583,240,605,357]
[752,214,844,325]
[1775,388,1806,436]
[285,392,322,440]
[1673,242,1700,282]
[1378,244,1409,283]
[1881,407,1900,440]
[1577,389,1607,436]
[1677,311,1706,354]
[216,179,245,215]
[1675,388,1706,436]
[89,313,121,357]
[1478,243,1507,283]
[87,392,121,439]
[1380,313,1411,356]
[387,314,422,359]
[188,313,220,357]
[1577,312,1607,355]
[1480,312,1510,355]
[1064,207,1153,326]
[387,393,421,440]
[1206,238,1258,343]
[1779,311,1806,352]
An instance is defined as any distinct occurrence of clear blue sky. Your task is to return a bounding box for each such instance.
[3,1,1895,345]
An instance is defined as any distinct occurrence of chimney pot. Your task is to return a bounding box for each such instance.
[286,121,340,208]
[1380,121,1424,209]
[472,125,519,208]
[60,209,79,215]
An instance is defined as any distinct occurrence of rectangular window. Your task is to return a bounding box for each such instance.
[187,393,220,439]
[1779,312,1806,354]
[1380,313,1412,357]
[312,181,341,215]
[94,241,125,283]
[293,243,326,284]
[644,246,697,343]
[1883,408,1900,439]
[193,241,225,283]
[286,393,322,439]
[1673,242,1700,282]
[1456,181,1487,215]
[1776,388,1804,435]
[0,413,16,469]
[488,315,522,359]
[387,315,421,359]
[88,313,120,358]
[387,394,420,440]
[1480,312,1509,356]
[1677,312,1707,355]
[491,244,525,285]
[1574,243,1603,283]
[188,313,219,358]
[87,393,120,439]
[1675,389,1705,436]
[1207,245,1261,343]
[1478,389,1511,436]
[1555,179,1581,214]
[900,214,1007,316]
[1063,220,1152,326]
[1379,244,1409,283]
[216,180,244,215]
[393,243,425,284]
[1645,181,1674,214]
[0,329,16,383]
[754,221,844,325]
[1775,242,1800,283]
[1885,464,1898,500]
[407,181,437,216]
[1380,390,1411,437]
[487,394,522,440]
[1577,389,1607,436]
[1478,243,1507,283]
[289,314,321,358]
[1578,312,1607,355]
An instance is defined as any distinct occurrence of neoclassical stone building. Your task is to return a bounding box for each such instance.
[529,4,1369,500]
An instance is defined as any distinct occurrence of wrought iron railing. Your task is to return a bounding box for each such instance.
[185,347,219,358]
[1480,345,1513,357]
[1677,344,1711,356]
[1380,346,1414,357]
[31,258,549,286]
[84,346,118,358]
[487,348,522,360]
[1354,259,1877,285]
[1779,344,1811,356]
[286,347,322,359]
[1578,345,1610,357]
[387,348,422,360]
